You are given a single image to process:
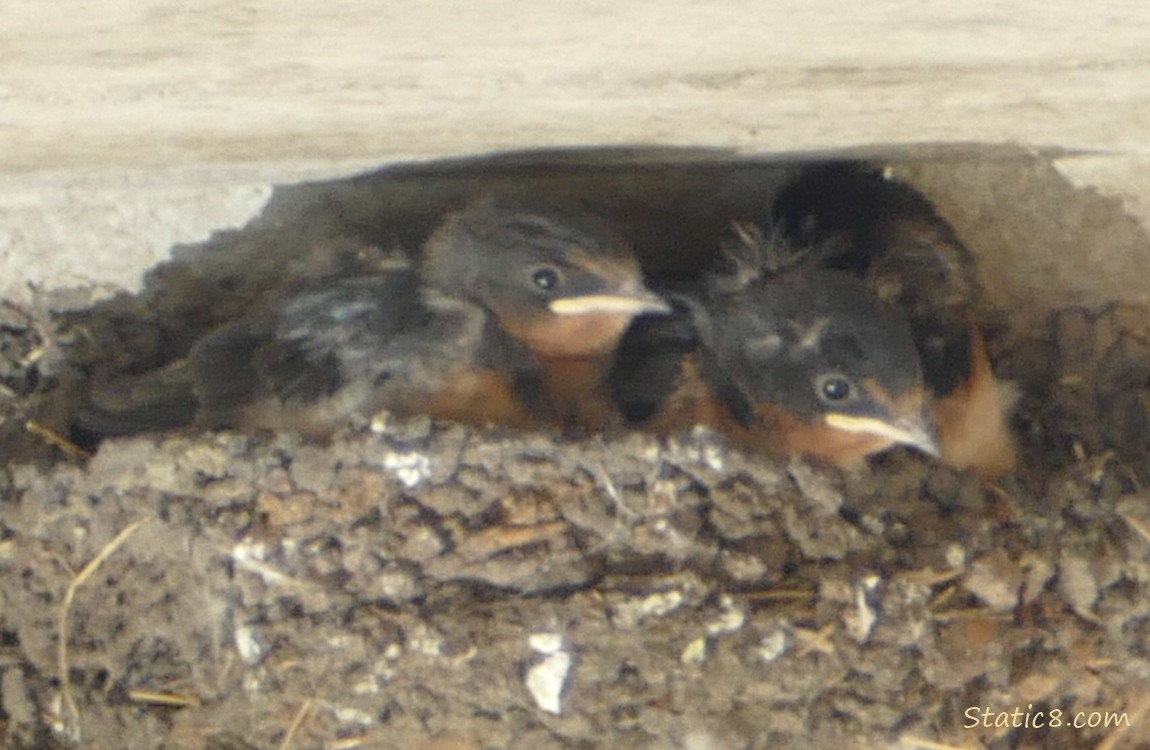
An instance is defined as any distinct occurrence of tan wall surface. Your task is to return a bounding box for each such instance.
[3,0,1150,305]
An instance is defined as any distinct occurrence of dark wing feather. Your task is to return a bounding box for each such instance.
[189,270,479,426]
[608,294,704,425]
[770,162,984,399]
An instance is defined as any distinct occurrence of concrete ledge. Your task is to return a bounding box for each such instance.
[5,1,1150,313]
[6,1,1150,172]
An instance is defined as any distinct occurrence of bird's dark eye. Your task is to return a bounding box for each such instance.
[531,267,561,290]
[816,374,854,403]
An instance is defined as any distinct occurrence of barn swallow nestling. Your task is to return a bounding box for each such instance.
[75,197,668,438]
[186,269,536,435]
[770,162,1017,476]
[705,271,938,466]
[612,242,939,468]
[418,196,670,427]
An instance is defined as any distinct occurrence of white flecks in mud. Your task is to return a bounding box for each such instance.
[1059,554,1104,624]
[527,632,564,655]
[682,729,740,750]
[688,426,726,471]
[232,537,291,586]
[705,595,746,637]
[846,573,882,643]
[525,632,573,715]
[682,596,746,665]
[409,625,444,657]
[232,537,269,564]
[681,636,708,665]
[234,624,264,665]
[658,426,731,473]
[369,413,390,433]
[332,706,374,728]
[350,675,380,695]
[382,450,431,488]
[374,567,420,602]
[702,443,725,472]
[756,628,788,662]
[719,549,769,582]
[945,542,967,569]
[610,589,686,629]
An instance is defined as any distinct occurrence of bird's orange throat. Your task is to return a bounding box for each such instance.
[501,311,636,359]
[934,331,1017,478]
[534,354,620,429]
[745,404,898,469]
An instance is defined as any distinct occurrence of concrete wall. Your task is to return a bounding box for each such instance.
[4,0,1150,310]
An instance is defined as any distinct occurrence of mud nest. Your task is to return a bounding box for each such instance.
[3,148,1150,750]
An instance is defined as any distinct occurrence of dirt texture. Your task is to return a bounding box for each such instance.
[3,150,1150,750]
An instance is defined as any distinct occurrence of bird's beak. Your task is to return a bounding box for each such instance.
[823,412,941,458]
[548,289,671,317]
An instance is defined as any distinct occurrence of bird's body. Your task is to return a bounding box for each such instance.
[187,271,541,435]
[75,197,668,439]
